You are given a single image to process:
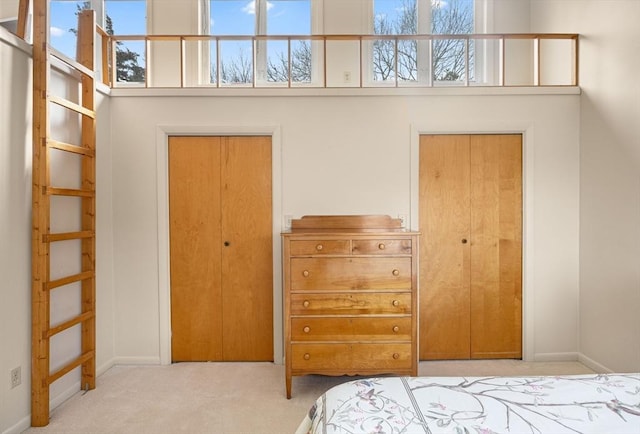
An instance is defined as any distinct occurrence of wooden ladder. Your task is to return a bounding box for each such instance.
[31,0,97,426]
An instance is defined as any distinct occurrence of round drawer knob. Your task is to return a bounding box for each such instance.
[392,269,400,276]
[316,244,323,251]
[303,353,310,360]
[378,243,386,250]
[303,326,310,333]
[302,270,309,277]
[303,300,310,308]
[392,300,400,307]
[393,353,400,360]
[392,326,400,333]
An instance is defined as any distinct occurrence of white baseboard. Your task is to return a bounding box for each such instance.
[578,353,613,373]
[533,352,580,362]
[1,415,30,434]
[50,381,82,412]
[112,356,161,365]
[533,351,613,373]
[97,358,116,377]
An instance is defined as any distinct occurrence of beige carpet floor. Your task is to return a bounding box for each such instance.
[23,360,594,434]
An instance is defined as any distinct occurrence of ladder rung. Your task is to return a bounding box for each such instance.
[46,311,95,339]
[46,271,95,290]
[47,350,95,385]
[45,187,95,197]
[44,231,95,243]
[49,95,95,119]
[49,139,95,157]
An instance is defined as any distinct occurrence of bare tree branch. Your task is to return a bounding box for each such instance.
[373,0,473,82]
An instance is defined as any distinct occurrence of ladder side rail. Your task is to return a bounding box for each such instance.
[77,9,97,393]
[16,0,30,40]
[31,0,51,426]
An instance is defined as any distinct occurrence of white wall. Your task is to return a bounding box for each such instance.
[0,27,115,433]
[0,0,18,19]
[0,28,32,434]
[532,0,640,373]
[108,88,581,367]
[148,0,199,87]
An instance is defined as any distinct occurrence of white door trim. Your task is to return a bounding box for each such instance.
[410,123,534,362]
[156,124,283,365]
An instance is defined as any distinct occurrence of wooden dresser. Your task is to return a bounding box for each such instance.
[282,215,419,398]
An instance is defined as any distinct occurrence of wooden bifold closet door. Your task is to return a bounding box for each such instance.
[169,136,273,362]
[419,134,522,360]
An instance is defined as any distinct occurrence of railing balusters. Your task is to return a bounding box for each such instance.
[97,33,578,89]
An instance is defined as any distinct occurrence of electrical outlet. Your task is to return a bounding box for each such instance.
[10,366,21,389]
[398,214,408,228]
[343,71,351,83]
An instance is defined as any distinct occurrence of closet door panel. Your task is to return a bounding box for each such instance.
[169,136,223,361]
[419,135,471,360]
[221,136,273,361]
[470,134,522,358]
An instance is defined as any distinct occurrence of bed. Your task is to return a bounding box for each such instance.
[296,373,640,434]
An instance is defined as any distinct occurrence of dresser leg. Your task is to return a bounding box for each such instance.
[286,375,292,399]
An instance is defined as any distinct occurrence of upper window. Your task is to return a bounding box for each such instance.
[209,0,312,85]
[372,0,474,84]
[104,0,147,83]
[50,0,147,83]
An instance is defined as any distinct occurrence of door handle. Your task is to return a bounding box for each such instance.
[224,241,230,246]
[461,238,468,244]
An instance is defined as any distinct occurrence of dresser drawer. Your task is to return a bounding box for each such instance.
[290,292,411,315]
[289,239,350,256]
[291,343,413,371]
[291,316,412,341]
[290,257,412,290]
[352,239,412,255]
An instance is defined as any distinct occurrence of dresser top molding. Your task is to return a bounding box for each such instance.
[284,215,418,234]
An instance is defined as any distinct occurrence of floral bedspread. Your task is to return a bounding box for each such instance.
[296,374,640,434]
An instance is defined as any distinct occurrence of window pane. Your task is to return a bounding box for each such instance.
[104,1,147,85]
[219,40,253,84]
[50,0,90,59]
[211,0,255,35]
[266,40,288,82]
[290,39,311,84]
[105,0,146,34]
[431,0,473,34]
[267,0,310,35]
[433,38,466,82]
[115,40,145,84]
[373,0,417,83]
[374,0,417,35]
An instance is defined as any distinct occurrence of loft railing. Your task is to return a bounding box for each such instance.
[97,33,579,89]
